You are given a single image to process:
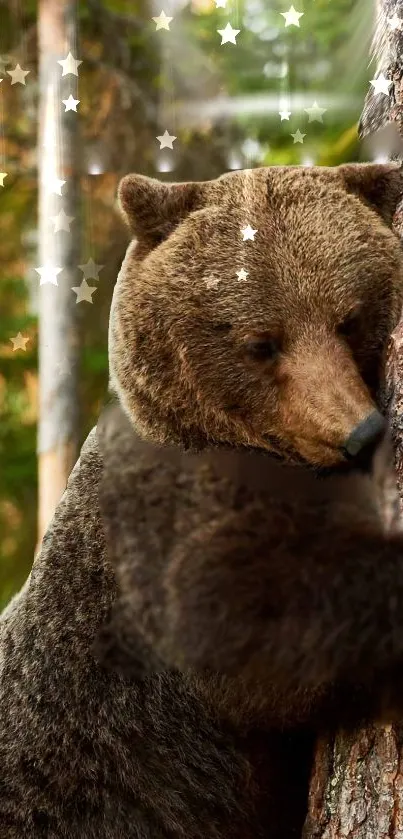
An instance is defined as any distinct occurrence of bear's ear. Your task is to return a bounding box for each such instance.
[338,162,403,228]
[117,173,206,241]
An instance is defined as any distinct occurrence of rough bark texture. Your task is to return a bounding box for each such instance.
[37,0,81,541]
[304,726,403,839]
[304,1,403,835]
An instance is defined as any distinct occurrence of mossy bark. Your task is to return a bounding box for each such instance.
[304,2,403,834]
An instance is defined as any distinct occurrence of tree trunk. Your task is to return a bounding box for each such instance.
[37,0,81,542]
[304,1,403,835]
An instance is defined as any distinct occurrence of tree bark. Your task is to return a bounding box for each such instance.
[37,0,81,542]
[304,1,403,836]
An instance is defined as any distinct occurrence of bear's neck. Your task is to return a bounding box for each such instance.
[199,445,376,509]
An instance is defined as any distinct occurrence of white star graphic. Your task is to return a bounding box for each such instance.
[236,268,249,282]
[42,135,57,152]
[387,13,402,30]
[72,279,97,303]
[370,73,393,96]
[291,129,306,144]
[47,177,66,196]
[79,258,104,280]
[279,110,291,121]
[62,94,80,112]
[215,0,227,6]
[217,23,240,45]
[35,264,63,286]
[10,332,29,351]
[55,356,72,377]
[280,6,303,27]
[51,209,75,232]
[7,64,30,85]
[241,224,258,241]
[304,101,327,123]
[156,130,177,149]
[152,11,173,30]
[0,172,7,186]
[57,52,82,77]
[205,276,221,289]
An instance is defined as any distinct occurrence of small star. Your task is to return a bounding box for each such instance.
[57,52,82,77]
[0,172,7,186]
[387,13,402,30]
[10,332,29,351]
[78,258,104,280]
[304,101,327,123]
[42,135,57,152]
[55,356,72,377]
[50,208,75,232]
[280,6,303,27]
[217,23,240,44]
[236,268,249,282]
[7,64,30,85]
[241,224,258,241]
[35,264,63,286]
[205,276,221,289]
[279,110,291,121]
[156,129,177,149]
[47,177,66,196]
[62,94,80,112]
[152,11,173,30]
[72,278,97,303]
[370,73,393,96]
[215,0,227,6]
[291,129,306,144]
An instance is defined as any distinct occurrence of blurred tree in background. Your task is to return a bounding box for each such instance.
[0,0,375,608]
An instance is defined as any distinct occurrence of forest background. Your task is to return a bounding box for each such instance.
[0,0,378,608]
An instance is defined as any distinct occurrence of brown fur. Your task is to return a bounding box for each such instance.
[1,163,403,839]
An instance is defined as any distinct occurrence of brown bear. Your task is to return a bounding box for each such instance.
[2,163,403,839]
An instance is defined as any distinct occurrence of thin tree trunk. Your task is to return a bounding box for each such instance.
[304,1,403,835]
[37,0,81,542]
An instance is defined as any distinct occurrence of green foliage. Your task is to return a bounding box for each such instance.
[0,277,37,610]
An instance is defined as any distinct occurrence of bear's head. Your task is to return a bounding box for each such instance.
[109,164,403,469]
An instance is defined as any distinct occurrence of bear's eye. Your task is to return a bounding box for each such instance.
[211,322,232,332]
[244,336,280,361]
[337,312,360,338]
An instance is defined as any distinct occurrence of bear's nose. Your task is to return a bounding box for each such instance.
[341,409,386,468]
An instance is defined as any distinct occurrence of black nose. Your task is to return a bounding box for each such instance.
[341,410,386,471]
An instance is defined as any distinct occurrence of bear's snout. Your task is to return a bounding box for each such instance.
[341,410,386,469]
[275,339,386,468]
